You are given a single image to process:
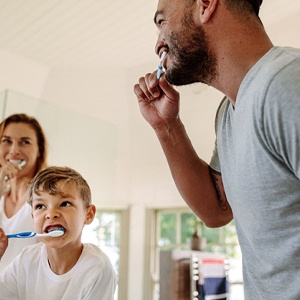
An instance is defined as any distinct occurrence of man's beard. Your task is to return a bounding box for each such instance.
[165,13,217,86]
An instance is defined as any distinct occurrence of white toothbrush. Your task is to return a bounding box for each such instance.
[7,229,65,239]
[9,159,26,169]
[3,160,26,181]
[156,51,167,79]
[18,160,26,168]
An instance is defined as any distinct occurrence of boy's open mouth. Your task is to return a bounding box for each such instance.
[45,226,66,234]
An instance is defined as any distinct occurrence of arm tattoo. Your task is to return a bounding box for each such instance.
[209,167,228,211]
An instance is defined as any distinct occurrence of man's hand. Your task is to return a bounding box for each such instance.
[134,72,180,131]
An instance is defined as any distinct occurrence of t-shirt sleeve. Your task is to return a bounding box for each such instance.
[210,139,221,174]
[209,97,228,174]
[261,61,300,179]
[84,266,117,300]
[82,249,117,300]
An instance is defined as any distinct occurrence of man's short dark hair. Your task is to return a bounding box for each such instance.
[224,0,263,16]
[247,0,263,15]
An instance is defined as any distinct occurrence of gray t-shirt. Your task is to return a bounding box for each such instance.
[210,47,300,299]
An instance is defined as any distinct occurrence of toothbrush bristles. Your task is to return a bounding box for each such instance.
[160,51,167,63]
[48,229,65,237]
[19,160,26,168]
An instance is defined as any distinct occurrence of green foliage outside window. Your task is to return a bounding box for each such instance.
[159,213,177,247]
[96,211,121,248]
[158,210,239,258]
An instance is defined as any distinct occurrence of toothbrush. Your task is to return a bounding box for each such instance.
[7,229,65,239]
[3,160,26,181]
[10,159,26,169]
[156,51,167,79]
[18,160,26,168]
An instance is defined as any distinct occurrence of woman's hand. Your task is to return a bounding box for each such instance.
[0,159,19,195]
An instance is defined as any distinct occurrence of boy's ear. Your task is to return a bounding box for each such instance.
[195,0,218,24]
[85,204,96,225]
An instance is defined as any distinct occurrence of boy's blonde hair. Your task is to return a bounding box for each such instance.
[27,166,92,208]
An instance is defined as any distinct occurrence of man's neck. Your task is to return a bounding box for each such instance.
[205,8,273,105]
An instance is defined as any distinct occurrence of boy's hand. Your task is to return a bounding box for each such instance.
[0,228,8,260]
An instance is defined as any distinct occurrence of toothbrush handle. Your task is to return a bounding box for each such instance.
[156,65,163,79]
[7,232,37,238]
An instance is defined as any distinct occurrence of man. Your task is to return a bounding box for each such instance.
[133,0,300,299]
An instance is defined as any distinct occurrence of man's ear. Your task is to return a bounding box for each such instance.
[85,204,96,225]
[195,0,218,24]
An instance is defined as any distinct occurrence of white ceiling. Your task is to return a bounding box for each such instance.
[0,0,158,69]
[0,0,299,70]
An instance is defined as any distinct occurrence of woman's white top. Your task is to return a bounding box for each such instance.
[0,196,37,272]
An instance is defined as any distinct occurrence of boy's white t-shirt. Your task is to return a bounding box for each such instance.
[0,196,38,273]
[0,242,117,300]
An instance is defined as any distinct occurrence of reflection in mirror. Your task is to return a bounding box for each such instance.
[0,89,118,205]
[0,89,128,300]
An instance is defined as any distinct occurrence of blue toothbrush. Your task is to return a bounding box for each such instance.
[156,51,167,79]
[7,229,65,238]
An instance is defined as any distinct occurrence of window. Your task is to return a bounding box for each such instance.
[82,210,129,300]
[151,208,243,300]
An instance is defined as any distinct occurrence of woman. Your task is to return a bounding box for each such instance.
[0,113,47,272]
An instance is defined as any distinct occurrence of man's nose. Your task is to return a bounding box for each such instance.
[155,37,165,56]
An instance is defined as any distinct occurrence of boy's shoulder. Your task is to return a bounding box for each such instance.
[76,243,116,280]
[80,243,114,269]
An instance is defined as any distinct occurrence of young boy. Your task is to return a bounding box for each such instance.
[0,166,117,300]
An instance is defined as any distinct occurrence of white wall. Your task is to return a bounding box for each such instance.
[40,67,131,208]
[0,49,48,99]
